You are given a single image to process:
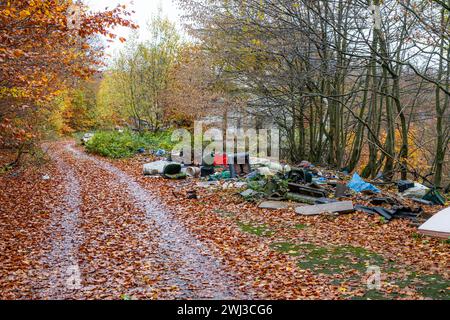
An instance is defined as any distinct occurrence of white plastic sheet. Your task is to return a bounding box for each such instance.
[419,207,450,238]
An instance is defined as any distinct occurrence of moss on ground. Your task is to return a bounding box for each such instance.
[270,241,449,300]
[238,222,275,237]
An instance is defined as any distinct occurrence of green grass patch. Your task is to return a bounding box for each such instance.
[271,242,385,275]
[270,241,449,300]
[84,130,175,159]
[0,163,14,174]
[270,242,316,256]
[238,222,275,237]
[272,241,385,291]
[395,273,449,300]
[411,233,425,240]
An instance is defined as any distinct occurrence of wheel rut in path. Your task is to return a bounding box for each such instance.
[52,142,246,299]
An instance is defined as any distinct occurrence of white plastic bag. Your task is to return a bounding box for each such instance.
[402,183,430,198]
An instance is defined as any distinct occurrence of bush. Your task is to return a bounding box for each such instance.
[85,130,176,159]
[85,131,139,158]
[138,131,175,152]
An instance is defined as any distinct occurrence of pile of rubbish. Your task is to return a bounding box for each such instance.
[143,160,188,180]
[142,153,449,239]
[81,133,94,145]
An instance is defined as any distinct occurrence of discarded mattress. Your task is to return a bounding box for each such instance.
[418,207,450,239]
[143,161,171,175]
[143,161,181,176]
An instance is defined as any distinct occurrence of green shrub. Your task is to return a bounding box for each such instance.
[138,131,175,151]
[85,130,176,159]
[85,131,138,158]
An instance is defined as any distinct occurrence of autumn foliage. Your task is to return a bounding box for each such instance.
[0,0,137,163]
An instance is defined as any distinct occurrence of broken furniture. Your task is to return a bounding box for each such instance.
[288,183,329,198]
[335,183,349,198]
[355,205,423,222]
[370,197,400,206]
[412,198,435,206]
[314,198,338,205]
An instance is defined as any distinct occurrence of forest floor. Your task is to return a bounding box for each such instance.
[0,140,448,300]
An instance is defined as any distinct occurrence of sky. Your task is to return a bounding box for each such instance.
[85,0,184,58]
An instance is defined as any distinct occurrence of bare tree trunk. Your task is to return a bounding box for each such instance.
[434,5,449,187]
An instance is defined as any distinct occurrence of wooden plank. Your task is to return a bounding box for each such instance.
[285,193,318,205]
[288,183,328,198]
[258,201,309,210]
[418,207,450,239]
[418,230,450,239]
[258,201,291,210]
[335,183,349,198]
[295,201,354,216]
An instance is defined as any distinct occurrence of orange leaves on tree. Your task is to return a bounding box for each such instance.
[0,1,138,150]
[0,1,138,102]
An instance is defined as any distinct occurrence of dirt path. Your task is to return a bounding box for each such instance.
[37,141,245,300]
[37,148,84,299]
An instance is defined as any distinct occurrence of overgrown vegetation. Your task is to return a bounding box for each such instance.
[85,130,175,159]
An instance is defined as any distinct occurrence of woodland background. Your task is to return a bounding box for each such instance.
[1,0,449,189]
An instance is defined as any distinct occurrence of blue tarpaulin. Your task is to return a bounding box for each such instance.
[347,173,381,194]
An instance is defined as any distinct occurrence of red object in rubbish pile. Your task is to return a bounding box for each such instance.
[214,154,228,166]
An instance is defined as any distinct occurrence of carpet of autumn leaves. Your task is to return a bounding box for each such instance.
[0,140,448,300]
